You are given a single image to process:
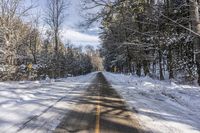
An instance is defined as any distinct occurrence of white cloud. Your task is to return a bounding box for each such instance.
[88,27,100,32]
[60,28,100,46]
[39,26,100,47]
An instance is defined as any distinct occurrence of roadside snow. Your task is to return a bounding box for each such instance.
[103,72,200,133]
[0,72,96,133]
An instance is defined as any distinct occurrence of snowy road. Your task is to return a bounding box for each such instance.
[1,72,199,133]
[54,72,142,133]
[0,73,96,133]
[0,72,142,133]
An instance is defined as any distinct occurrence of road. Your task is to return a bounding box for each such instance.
[54,72,143,133]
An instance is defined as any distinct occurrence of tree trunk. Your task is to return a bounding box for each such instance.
[143,60,150,76]
[126,46,132,73]
[136,62,142,77]
[159,49,164,80]
[189,0,200,85]
[153,60,156,77]
[168,45,174,79]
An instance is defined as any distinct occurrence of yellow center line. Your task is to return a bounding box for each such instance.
[95,92,100,133]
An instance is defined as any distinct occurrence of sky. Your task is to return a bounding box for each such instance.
[25,0,100,47]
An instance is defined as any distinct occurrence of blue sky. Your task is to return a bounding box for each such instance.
[25,0,100,47]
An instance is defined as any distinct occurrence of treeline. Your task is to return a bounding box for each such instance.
[83,0,200,84]
[0,0,100,81]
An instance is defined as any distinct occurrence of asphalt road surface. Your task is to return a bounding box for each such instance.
[54,72,143,133]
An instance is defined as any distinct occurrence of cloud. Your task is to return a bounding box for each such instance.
[88,27,100,32]
[60,28,100,46]
[39,25,100,47]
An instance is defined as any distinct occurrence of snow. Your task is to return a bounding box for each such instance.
[1,71,200,133]
[0,72,96,133]
[103,72,200,133]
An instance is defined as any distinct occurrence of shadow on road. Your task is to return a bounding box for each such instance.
[54,72,148,133]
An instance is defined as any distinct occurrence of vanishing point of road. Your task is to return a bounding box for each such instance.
[54,72,144,133]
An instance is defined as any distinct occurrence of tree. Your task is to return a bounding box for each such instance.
[81,0,200,84]
[45,0,69,78]
[0,0,34,80]
[189,0,200,85]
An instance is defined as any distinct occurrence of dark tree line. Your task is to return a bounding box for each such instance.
[82,0,200,85]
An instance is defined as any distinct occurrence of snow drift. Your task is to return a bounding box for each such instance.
[103,72,200,133]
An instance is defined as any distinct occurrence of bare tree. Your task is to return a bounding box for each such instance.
[28,15,41,64]
[45,0,69,55]
[0,0,34,80]
[44,0,69,78]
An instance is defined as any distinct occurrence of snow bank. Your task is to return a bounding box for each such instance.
[0,72,97,133]
[103,72,200,133]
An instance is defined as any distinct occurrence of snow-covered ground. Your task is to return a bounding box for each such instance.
[103,72,200,133]
[0,72,96,133]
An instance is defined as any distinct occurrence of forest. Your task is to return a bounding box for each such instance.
[0,0,200,85]
[0,0,102,81]
[82,0,200,85]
